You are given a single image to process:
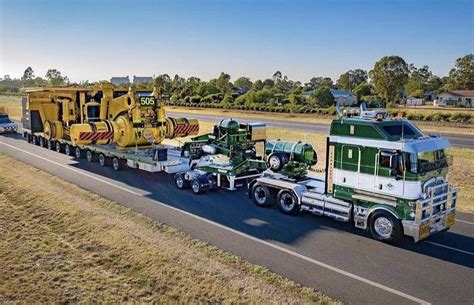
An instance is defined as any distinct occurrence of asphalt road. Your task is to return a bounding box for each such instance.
[1,132,473,304]
[168,110,474,149]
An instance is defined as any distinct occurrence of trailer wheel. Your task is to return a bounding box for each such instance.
[191,178,203,194]
[47,140,54,150]
[31,135,38,145]
[64,144,72,156]
[251,184,273,207]
[277,190,299,215]
[112,157,124,171]
[207,174,217,191]
[55,142,62,153]
[39,137,45,148]
[267,152,288,172]
[86,150,97,162]
[98,154,109,167]
[75,147,83,159]
[369,211,402,243]
[174,173,190,189]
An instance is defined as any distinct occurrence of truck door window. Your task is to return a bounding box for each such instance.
[379,151,392,168]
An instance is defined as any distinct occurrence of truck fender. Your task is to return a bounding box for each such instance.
[367,206,400,223]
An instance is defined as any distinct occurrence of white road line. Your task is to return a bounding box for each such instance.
[456,219,474,225]
[425,241,474,256]
[0,140,430,305]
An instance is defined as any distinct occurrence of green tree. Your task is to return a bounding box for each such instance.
[336,69,367,91]
[234,76,253,89]
[22,67,35,83]
[312,86,335,107]
[215,72,232,94]
[45,69,67,86]
[446,54,474,90]
[369,56,409,103]
[309,77,333,89]
[253,79,264,91]
[353,83,372,100]
[262,79,275,88]
[154,74,172,96]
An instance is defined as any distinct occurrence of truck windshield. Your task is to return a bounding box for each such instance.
[406,149,449,174]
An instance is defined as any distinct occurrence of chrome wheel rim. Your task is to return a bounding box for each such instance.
[86,151,92,162]
[374,217,393,238]
[254,186,267,204]
[56,143,61,152]
[112,158,119,170]
[192,181,200,193]
[99,155,105,166]
[176,176,184,188]
[280,193,295,211]
[65,145,70,155]
[75,148,81,158]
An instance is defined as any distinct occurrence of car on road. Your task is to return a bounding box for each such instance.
[0,113,17,134]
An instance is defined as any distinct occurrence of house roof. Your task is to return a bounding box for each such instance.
[302,88,354,98]
[443,90,474,97]
[133,76,153,84]
[110,76,130,85]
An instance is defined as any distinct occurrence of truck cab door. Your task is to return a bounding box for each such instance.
[375,151,403,196]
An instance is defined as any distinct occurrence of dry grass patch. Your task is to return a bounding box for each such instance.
[0,154,338,304]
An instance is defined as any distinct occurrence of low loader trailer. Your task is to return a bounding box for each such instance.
[249,105,458,243]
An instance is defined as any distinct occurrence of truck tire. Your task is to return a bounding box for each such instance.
[55,142,62,153]
[251,184,273,207]
[277,190,299,215]
[267,152,288,172]
[75,147,83,159]
[207,174,217,191]
[174,173,190,189]
[86,150,97,162]
[191,178,203,194]
[369,211,403,243]
[112,157,124,171]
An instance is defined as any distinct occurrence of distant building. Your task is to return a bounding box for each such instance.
[233,87,249,95]
[110,76,130,86]
[330,89,357,106]
[133,76,154,84]
[435,90,474,107]
[406,98,423,106]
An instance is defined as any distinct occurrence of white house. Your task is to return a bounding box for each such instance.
[406,97,423,106]
[435,90,474,107]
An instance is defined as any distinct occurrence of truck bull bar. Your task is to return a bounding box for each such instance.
[402,182,457,242]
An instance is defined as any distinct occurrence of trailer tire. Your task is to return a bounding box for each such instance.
[112,157,124,171]
[64,144,72,156]
[39,137,45,148]
[191,178,203,194]
[267,152,288,172]
[98,154,109,167]
[47,140,54,150]
[55,141,62,153]
[369,211,403,243]
[207,174,217,191]
[277,190,299,215]
[174,173,190,189]
[86,150,97,162]
[32,135,38,145]
[75,147,83,159]
[251,184,273,207]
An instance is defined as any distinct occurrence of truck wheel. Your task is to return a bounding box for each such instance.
[98,154,108,167]
[251,184,273,207]
[277,190,299,215]
[55,142,62,153]
[369,211,403,243]
[207,174,217,191]
[75,147,83,159]
[191,178,203,194]
[39,137,45,148]
[64,144,72,156]
[86,150,97,162]
[112,157,124,171]
[267,152,288,172]
[174,173,190,189]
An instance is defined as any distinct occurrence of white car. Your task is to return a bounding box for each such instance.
[0,114,17,133]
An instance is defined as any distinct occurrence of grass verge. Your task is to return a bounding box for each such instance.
[0,154,338,304]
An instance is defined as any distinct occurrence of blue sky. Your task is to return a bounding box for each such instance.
[0,0,472,82]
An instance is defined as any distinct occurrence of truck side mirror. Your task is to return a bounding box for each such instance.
[390,155,399,169]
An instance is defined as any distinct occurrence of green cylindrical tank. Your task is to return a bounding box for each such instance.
[219,119,239,133]
[265,140,317,166]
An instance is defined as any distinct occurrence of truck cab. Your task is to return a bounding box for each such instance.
[0,107,17,134]
[249,107,457,243]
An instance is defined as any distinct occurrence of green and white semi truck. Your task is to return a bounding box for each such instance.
[249,106,457,242]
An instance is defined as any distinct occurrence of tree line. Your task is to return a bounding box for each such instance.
[1,55,472,112]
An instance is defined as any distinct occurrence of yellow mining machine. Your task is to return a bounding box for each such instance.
[22,84,198,148]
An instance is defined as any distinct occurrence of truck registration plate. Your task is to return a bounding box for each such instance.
[446,212,455,227]
[419,222,431,240]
